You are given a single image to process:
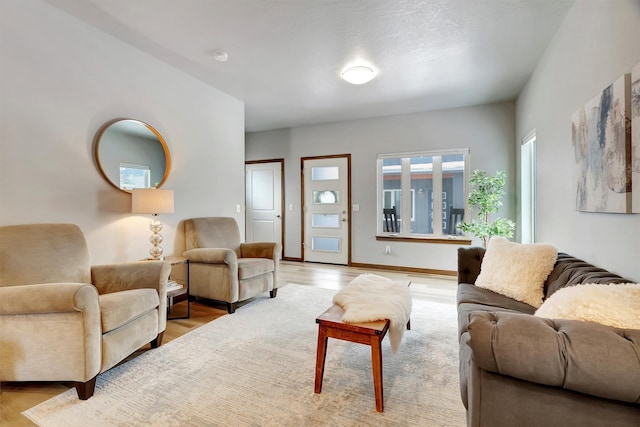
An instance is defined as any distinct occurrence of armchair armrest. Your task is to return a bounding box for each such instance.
[0,283,99,315]
[240,242,281,260]
[91,261,171,295]
[183,248,238,265]
[0,283,102,383]
[467,310,640,403]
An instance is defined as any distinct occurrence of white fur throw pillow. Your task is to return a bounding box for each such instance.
[535,283,640,329]
[475,237,557,308]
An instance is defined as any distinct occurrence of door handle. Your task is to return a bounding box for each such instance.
[276,215,281,218]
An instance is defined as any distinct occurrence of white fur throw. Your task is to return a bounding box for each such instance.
[475,237,557,308]
[332,274,412,353]
[535,283,640,329]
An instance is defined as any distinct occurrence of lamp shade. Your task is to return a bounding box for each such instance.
[132,189,174,214]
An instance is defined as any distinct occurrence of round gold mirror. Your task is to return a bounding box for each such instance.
[94,119,171,193]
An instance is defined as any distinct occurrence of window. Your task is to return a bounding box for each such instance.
[377,149,469,237]
[119,163,150,190]
[520,131,536,243]
[383,189,415,223]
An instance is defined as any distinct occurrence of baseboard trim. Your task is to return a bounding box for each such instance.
[281,258,456,277]
[349,262,457,277]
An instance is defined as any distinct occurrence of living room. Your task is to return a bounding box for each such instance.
[1,0,639,281]
[1,0,640,425]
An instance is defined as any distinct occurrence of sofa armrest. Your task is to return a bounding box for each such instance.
[0,283,99,315]
[91,261,171,296]
[183,248,238,265]
[467,310,640,403]
[457,247,485,284]
[240,242,281,260]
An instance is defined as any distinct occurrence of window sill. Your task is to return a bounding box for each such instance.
[375,235,472,245]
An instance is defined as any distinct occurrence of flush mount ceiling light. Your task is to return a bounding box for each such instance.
[341,66,375,85]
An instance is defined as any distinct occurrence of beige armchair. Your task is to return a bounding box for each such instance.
[183,217,281,313]
[0,224,170,400]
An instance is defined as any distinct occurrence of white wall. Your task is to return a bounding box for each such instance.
[516,0,640,281]
[0,0,245,264]
[246,102,515,273]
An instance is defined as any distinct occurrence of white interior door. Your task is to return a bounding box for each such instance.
[245,161,283,251]
[303,156,349,265]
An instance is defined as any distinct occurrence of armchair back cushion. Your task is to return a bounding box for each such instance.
[0,223,91,287]
[185,217,241,255]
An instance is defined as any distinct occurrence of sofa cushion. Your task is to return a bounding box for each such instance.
[238,258,274,280]
[475,237,557,308]
[535,283,640,329]
[466,310,640,404]
[99,288,159,333]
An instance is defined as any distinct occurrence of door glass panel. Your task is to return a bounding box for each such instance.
[311,166,339,180]
[312,213,340,228]
[312,190,339,204]
[311,236,340,252]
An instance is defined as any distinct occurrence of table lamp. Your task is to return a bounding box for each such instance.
[132,189,174,260]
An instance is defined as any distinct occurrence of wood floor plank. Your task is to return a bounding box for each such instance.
[0,260,457,426]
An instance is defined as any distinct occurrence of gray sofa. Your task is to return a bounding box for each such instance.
[457,247,640,427]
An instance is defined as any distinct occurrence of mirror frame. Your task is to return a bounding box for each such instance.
[93,118,171,193]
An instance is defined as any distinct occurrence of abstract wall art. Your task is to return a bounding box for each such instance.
[632,62,640,213]
[571,73,632,213]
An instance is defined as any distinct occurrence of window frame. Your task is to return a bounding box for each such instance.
[376,148,470,239]
[520,130,537,243]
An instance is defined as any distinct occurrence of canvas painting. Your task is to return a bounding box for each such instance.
[571,73,632,213]
[632,62,640,213]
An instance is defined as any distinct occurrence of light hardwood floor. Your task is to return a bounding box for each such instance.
[0,261,457,426]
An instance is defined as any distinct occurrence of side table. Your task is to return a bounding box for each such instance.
[164,256,190,320]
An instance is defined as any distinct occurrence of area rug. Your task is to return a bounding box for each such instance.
[24,284,466,426]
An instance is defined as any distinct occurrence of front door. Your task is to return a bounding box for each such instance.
[302,155,350,265]
[245,160,283,253]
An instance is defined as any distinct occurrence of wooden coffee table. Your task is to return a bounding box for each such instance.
[314,300,411,412]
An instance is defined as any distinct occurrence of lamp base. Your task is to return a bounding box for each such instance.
[148,215,165,260]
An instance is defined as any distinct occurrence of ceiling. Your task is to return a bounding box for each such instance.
[46,0,575,133]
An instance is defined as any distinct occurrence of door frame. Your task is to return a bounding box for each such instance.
[300,154,352,265]
[245,158,285,255]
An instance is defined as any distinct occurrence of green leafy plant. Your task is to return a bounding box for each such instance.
[458,169,515,247]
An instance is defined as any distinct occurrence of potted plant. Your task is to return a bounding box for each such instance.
[458,169,515,247]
